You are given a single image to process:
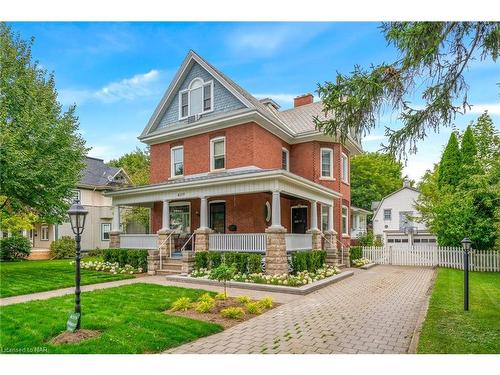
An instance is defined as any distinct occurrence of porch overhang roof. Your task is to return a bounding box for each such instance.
[106,169,341,206]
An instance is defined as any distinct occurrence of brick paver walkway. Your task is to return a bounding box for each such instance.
[167,266,435,354]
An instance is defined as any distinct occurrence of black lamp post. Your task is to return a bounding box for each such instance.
[68,199,88,329]
[461,237,472,311]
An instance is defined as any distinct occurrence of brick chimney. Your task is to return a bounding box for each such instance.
[294,93,314,108]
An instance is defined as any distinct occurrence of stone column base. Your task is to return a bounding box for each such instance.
[342,235,351,266]
[109,230,121,249]
[194,227,214,252]
[147,249,160,275]
[306,228,322,250]
[265,226,288,275]
[324,230,339,266]
[181,251,195,275]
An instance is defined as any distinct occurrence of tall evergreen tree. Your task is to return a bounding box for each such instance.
[437,133,462,189]
[461,126,477,168]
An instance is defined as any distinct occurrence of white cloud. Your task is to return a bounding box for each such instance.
[59,69,162,106]
[467,103,500,115]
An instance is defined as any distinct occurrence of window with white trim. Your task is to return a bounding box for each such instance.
[341,153,349,183]
[384,209,392,221]
[179,78,213,119]
[101,223,111,241]
[342,206,348,235]
[281,148,289,171]
[171,146,184,177]
[321,204,329,232]
[170,203,191,233]
[210,137,225,171]
[320,148,333,178]
[41,225,49,241]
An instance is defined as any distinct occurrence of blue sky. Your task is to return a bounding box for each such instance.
[10,22,500,181]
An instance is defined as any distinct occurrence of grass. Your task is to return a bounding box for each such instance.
[0,257,133,298]
[0,283,222,353]
[418,268,500,354]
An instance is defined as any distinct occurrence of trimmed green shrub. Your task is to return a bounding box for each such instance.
[0,235,31,261]
[236,295,251,304]
[86,248,104,257]
[246,302,263,315]
[258,296,274,309]
[49,236,76,259]
[170,297,192,312]
[220,307,245,319]
[194,251,263,274]
[291,250,327,273]
[195,300,215,313]
[103,248,148,271]
[350,246,363,264]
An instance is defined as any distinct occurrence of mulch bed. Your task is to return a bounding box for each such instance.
[166,297,278,329]
[50,329,101,345]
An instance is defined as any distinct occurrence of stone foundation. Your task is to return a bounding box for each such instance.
[265,226,288,275]
[109,231,121,248]
[324,230,339,266]
[194,227,213,252]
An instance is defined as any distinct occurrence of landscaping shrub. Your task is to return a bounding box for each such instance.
[86,248,104,257]
[194,251,263,273]
[290,250,326,273]
[258,296,274,309]
[214,292,227,300]
[236,295,251,304]
[220,307,245,319]
[350,246,363,264]
[0,235,31,261]
[170,297,192,311]
[245,302,263,315]
[198,293,214,303]
[195,300,215,313]
[103,248,148,271]
[49,236,76,259]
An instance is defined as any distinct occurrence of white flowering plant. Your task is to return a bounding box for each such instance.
[190,264,339,287]
[70,260,142,274]
[351,257,372,267]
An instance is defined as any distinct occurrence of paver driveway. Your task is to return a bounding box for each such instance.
[167,265,435,354]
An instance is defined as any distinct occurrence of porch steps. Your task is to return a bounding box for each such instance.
[156,258,183,276]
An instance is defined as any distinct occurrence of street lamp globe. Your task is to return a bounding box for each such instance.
[461,237,472,252]
[68,200,88,235]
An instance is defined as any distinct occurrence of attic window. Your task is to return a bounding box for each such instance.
[179,78,213,119]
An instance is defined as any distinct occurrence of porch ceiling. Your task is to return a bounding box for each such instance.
[107,169,340,206]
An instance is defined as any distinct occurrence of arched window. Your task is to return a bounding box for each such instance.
[179,78,213,119]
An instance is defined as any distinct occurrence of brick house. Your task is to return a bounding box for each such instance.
[107,50,362,274]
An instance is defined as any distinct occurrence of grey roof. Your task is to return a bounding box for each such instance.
[278,101,332,134]
[79,157,128,188]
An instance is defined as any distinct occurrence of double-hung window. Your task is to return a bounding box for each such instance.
[179,78,213,119]
[211,137,225,171]
[342,206,348,235]
[101,223,111,241]
[321,205,329,232]
[281,148,289,171]
[384,209,392,221]
[320,148,333,178]
[341,153,349,183]
[171,146,184,177]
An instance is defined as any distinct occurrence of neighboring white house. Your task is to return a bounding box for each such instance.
[372,181,437,246]
[350,206,370,241]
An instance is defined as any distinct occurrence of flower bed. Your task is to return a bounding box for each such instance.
[190,265,339,287]
[70,260,143,274]
[351,257,372,267]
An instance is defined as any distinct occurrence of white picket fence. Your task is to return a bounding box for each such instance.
[362,246,500,272]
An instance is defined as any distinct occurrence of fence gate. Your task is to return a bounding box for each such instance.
[362,246,500,272]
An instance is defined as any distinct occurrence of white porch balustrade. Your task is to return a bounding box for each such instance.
[120,234,158,249]
[208,233,266,253]
[285,233,313,251]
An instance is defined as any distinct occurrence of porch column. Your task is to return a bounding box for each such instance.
[306,200,322,250]
[265,190,287,275]
[161,199,170,230]
[194,196,213,252]
[324,204,339,266]
[109,205,121,248]
[270,190,282,228]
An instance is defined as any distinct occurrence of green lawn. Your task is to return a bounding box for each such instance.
[418,268,500,354]
[0,258,133,298]
[0,283,222,353]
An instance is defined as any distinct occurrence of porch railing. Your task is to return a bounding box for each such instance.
[208,233,266,253]
[285,233,312,252]
[120,234,158,249]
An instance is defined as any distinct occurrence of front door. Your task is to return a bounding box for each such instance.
[291,206,308,234]
[209,202,226,233]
